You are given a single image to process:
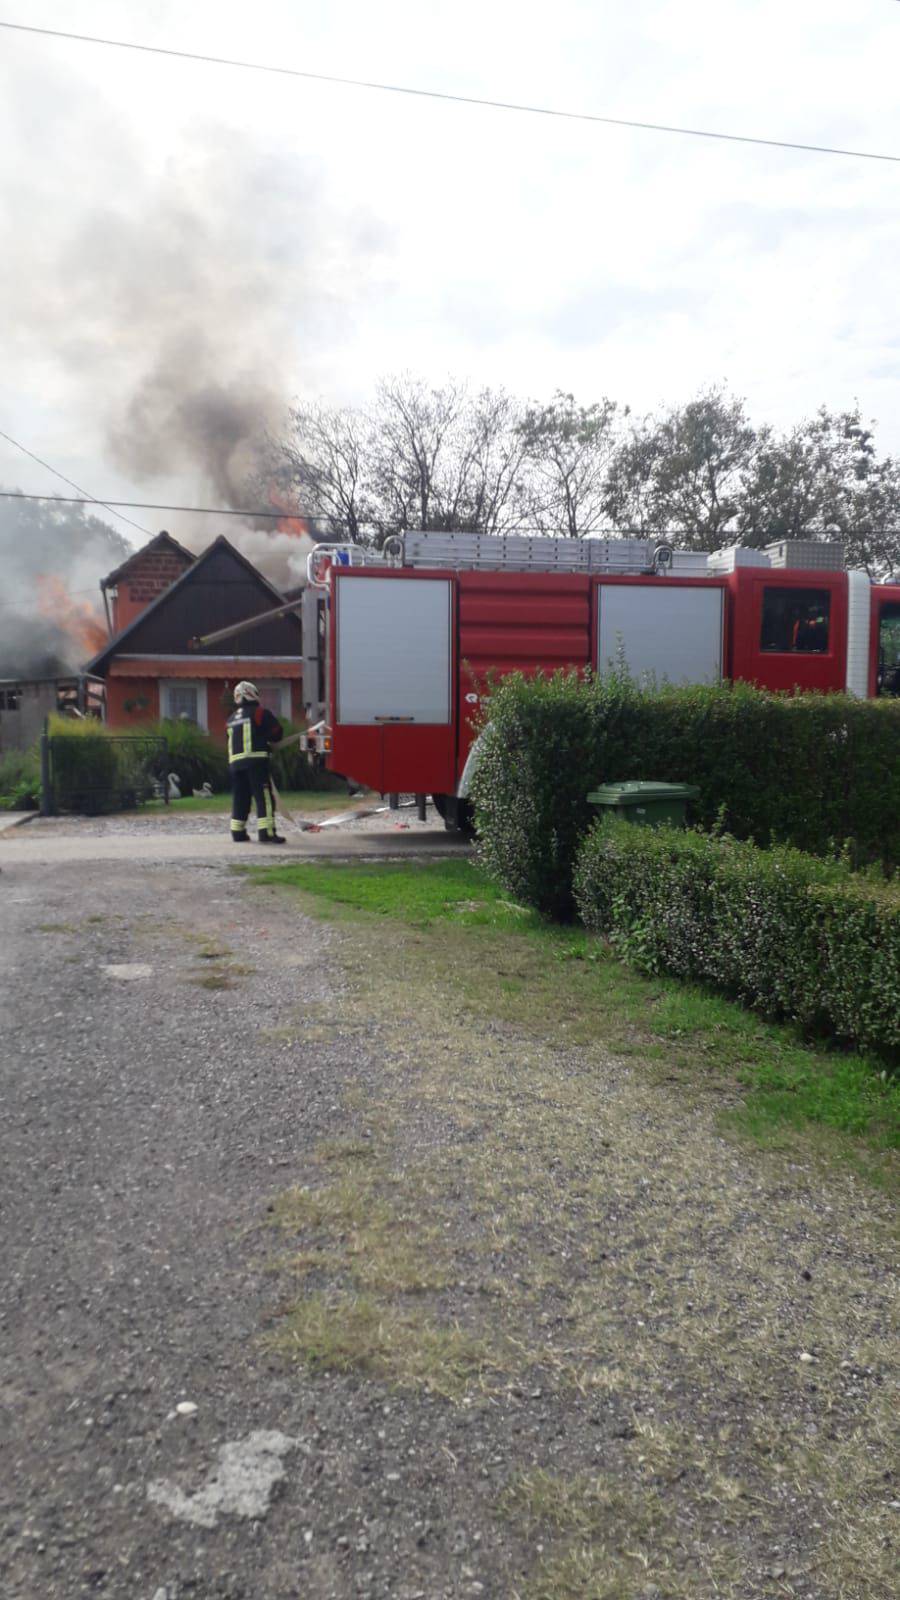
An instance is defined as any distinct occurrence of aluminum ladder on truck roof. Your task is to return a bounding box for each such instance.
[390,530,659,574]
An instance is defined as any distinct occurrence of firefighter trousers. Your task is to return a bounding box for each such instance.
[230,762,277,838]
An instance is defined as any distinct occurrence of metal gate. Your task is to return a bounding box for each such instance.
[44,733,168,815]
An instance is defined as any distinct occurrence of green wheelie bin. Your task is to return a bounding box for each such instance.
[586,780,699,829]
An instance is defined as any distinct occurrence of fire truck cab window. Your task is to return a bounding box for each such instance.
[760,588,831,654]
[878,603,900,696]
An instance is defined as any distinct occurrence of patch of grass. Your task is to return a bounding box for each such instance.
[247,857,537,929]
[502,1469,740,1600]
[269,1291,505,1400]
[34,921,76,933]
[252,860,899,1176]
[190,970,234,990]
[272,1138,469,1298]
[315,1136,378,1164]
[187,957,254,990]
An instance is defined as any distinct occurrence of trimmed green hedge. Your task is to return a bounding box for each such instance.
[573,820,900,1063]
[471,674,900,917]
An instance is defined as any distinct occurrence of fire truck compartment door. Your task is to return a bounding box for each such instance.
[597,584,724,684]
[336,577,452,724]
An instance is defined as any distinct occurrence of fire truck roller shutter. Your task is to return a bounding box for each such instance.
[336,577,452,725]
[597,583,725,685]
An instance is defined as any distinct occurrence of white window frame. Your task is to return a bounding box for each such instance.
[256,680,292,720]
[160,679,208,730]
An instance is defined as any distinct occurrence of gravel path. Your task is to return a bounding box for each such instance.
[14,800,442,839]
[1,853,896,1600]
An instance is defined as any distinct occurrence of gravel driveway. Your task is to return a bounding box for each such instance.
[1,851,896,1600]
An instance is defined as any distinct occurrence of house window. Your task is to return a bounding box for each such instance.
[257,681,291,720]
[160,679,208,729]
[0,686,21,711]
[760,588,831,654]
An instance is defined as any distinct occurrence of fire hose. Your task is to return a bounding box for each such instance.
[269,730,306,832]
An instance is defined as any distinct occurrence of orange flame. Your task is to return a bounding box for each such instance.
[268,486,310,540]
[36,575,107,657]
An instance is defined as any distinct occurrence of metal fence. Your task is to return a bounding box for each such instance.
[42,732,169,815]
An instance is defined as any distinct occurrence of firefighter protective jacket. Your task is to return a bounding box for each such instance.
[227,704,284,768]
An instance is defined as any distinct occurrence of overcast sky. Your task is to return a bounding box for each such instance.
[2,0,900,553]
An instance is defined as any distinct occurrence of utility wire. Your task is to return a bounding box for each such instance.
[0,428,152,535]
[0,488,309,520]
[2,490,899,542]
[1,17,898,164]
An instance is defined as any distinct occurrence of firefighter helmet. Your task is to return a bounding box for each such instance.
[233,680,260,703]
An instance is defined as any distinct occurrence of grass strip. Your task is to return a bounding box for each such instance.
[250,858,899,1179]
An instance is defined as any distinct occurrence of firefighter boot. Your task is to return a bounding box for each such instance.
[231,829,250,842]
[258,831,286,844]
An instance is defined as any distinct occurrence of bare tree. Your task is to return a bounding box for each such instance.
[281,401,374,542]
[366,375,532,536]
[445,387,532,533]
[272,377,900,571]
[367,376,465,533]
[516,392,619,535]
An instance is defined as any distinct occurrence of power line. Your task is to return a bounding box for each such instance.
[0,489,298,519]
[2,490,899,543]
[1,18,898,164]
[0,428,152,536]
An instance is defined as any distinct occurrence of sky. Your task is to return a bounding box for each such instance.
[2,0,900,559]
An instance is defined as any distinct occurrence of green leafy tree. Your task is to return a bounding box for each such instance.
[606,389,757,549]
[516,391,620,535]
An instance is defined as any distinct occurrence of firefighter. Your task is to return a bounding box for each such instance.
[226,681,286,843]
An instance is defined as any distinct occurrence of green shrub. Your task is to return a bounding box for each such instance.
[471,675,900,916]
[472,671,635,918]
[145,719,229,794]
[573,820,900,1062]
[0,746,41,810]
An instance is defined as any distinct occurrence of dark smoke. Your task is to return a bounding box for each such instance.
[60,132,378,584]
[2,99,384,597]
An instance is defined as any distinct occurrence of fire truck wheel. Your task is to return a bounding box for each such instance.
[432,795,475,837]
[456,799,475,838]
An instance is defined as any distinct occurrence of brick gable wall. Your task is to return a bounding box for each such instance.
[111,548,194,630]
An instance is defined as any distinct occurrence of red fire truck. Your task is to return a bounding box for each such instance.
[195,531,900,826]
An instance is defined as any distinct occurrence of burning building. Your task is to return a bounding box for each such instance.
[86,530,304,736]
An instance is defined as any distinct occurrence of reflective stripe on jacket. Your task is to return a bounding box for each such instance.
[226,704,284,767]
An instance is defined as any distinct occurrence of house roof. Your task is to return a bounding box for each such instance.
[87,535,301,676]
[101,529,195,589]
